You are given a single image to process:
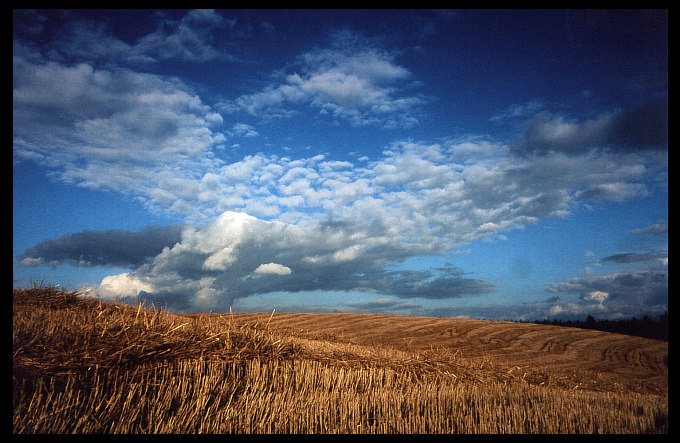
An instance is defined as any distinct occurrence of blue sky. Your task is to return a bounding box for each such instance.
[13,9,667,320]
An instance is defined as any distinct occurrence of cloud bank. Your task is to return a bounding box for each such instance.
[547,262,668,320]
[18,225,185,268]
[70,211,496,312]
[14,10,667,318]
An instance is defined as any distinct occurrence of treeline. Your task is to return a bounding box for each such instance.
[534,312,668,341]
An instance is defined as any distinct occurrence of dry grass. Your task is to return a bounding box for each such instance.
[13,286,668,434]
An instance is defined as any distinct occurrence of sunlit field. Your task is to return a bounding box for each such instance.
[13,287,667,434]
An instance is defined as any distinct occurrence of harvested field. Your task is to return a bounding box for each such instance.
[218,312,667,395]
[14,287,668,434]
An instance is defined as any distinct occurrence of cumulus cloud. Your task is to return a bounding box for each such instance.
[227,123,259,138]
[15,17,662,230]
[253,263,292,275]
[584,290,609,304]
[546,264,668,319]
[97,273,155,299]
[14,12,668,316]
[46,211,496,312]
[574,182,649,202]
[17,130,666,313]
[444,257,667,321]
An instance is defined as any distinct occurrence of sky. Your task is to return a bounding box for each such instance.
[13,9,667,321]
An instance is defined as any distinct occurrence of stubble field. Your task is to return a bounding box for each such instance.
[13,287,667,433]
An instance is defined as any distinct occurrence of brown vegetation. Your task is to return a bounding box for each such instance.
[13,286,667,433]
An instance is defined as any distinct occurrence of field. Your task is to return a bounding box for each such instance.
[13,287,668,434]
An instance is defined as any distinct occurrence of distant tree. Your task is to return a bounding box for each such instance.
[533,312,668,341]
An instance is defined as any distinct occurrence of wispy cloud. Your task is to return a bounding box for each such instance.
[631,223,667,235]
[510,101,668,155]
[20,9,233,66]
[598,252,665,264]
[13,48,226,220]
[219,29,425,128]
[489,100,544,123]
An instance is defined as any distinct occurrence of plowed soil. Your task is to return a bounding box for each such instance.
[195,312,668,396]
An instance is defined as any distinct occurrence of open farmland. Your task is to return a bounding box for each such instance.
[221,311,668,396]
[14,287,668,434]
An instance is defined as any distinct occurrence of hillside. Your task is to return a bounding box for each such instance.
[13,287,668,433]
[214,311,667,396]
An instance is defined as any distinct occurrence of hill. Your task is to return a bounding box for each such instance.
[215,311,667,395]
[13,287,668,433]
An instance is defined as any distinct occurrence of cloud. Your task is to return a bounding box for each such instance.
[17,130,665,313]
[13,50,226,220]
[584,290,609,304]
[599,252,664,264]
[574,182,649,201]
[45,211,497,312]
[20,9,231,66]
[220,29,425,127]
[253,263,292,275]
[18,225,185,268]
[345,298,422,313]
[489,100,544,123]
[98,273,155,299]
[227,123,259,138]
[546,263,668,319]
[131,9,227,63]
[15,18,663,231]
[510,101,668,155]
[436,258,667,321]
[631,223,667,235]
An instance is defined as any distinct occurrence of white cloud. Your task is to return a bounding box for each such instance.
[98,273,155,299]
[517,112,615,154]
[220,30,425,127]
[547,265,667,319]
[585,290,609,304]
[228,123,259,138]
[14,55,661,239]
[254,263,292,275]
[193,284,220,311]
[74,210,497,312]
[23,130,665,313]
[13,52,226,220]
